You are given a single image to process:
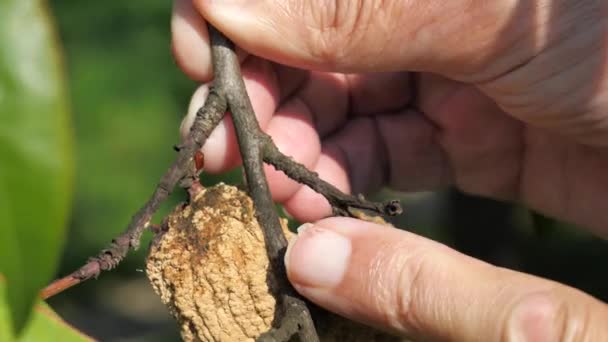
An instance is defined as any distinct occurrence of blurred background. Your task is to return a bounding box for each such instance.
[42,1,608,341]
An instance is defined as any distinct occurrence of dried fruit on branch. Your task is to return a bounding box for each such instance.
[146,183,402,342]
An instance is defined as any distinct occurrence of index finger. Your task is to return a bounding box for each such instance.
[172,0,213,81]
[172,0,249,81]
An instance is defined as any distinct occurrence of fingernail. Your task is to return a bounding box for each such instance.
[284,223,351,289]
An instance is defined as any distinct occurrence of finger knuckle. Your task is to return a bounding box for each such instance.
[369,244,434,335]
[504,291,592,341]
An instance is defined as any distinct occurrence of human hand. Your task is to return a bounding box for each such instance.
[172,0,608,339]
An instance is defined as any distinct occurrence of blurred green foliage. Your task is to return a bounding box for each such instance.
[52,0,191,271]
[0,281,89,342]
[47,1,245,340]
[0,0,73,334]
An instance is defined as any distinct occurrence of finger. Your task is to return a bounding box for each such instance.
[263,98,321,202]
[277,108,441,221]
[281,110,447,221]
[416,74,524,199]
[417,75,608,236]
[180,84,240,170]
[296,72,412,137]
[296,72,349,137]
[273,63,308,105]
[323,117,386,195]
[345,73,412,116]
[285,218,608,340]
[172,0,212,81]
[320,110,447,195]
[172,0,249,81]
[181,57,280,172]
[283,145,351,222]
[180,83,210,142]
[195,0,539,79]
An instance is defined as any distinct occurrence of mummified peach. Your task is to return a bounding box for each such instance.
[146,183,402,342]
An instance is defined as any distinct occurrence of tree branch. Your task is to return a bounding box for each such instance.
[261,132,402,218]
[208,27,287,259]
[208,26,319,342]
[41,71,227,300]
[43,22,402,342]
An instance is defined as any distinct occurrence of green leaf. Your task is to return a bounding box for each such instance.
[0,0,73,335]
[0,278,90,342]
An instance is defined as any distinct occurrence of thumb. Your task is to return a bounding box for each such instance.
[285,217,608,340]
[193,0,536,80]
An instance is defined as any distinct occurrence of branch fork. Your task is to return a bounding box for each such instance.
[42,25,402,342]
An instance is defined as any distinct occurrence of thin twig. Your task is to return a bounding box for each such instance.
[41,274,82,300]
[41,79,227,300]
[261,133,402,218]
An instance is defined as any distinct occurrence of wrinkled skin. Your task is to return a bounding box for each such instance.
[173,0,608,340]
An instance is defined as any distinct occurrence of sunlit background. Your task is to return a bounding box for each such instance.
[41,1,608,340]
